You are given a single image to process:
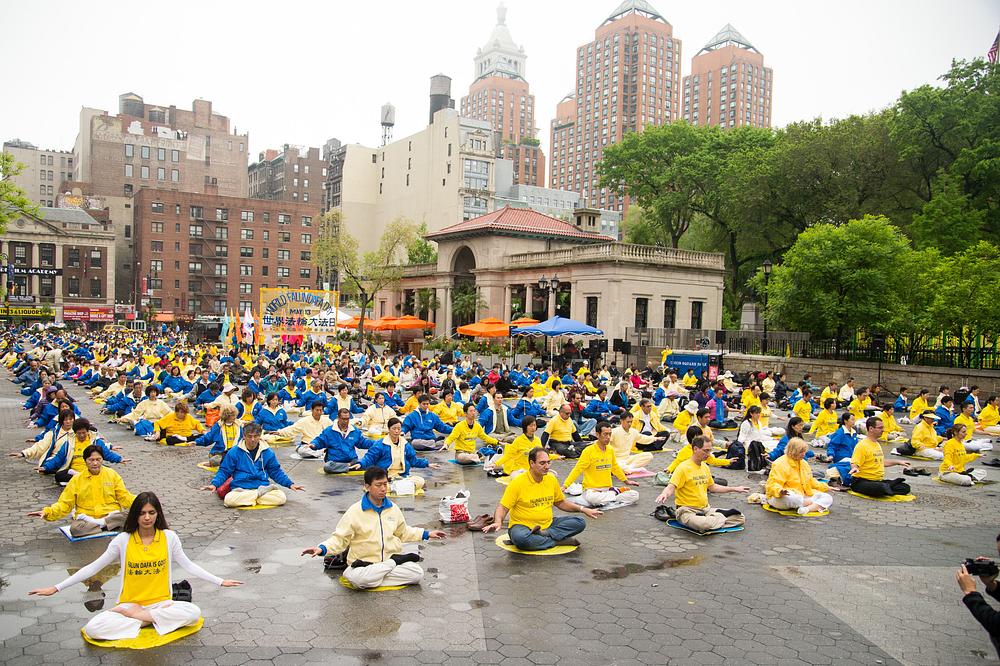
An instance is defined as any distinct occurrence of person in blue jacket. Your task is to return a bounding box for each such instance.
[402,394,453,451]
[359,418,439,491]
[509,386,546,424]
[893,387,909,414]
[583,387,622,422]
[159,366,193,396]
[40,418,127,484]
[193,406,244,467]
[308,408,374,474]
[768,417,829,463]
[296,379,328,409]
[195,383,221,408]
[379,382,406,410]
[201,422,303,508]
[826,413,860,488]
[934,396,955,436]
[254,393,291,432]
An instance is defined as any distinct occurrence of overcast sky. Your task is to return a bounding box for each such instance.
[3,0,998,171]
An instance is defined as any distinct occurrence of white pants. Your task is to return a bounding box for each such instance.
[767,427,786,437]
[981,425,1000,436]
[915,448,945,460]
[767,491,833,511]
[939,472,974,486]
[621,452,653,472]
[295,444,323,458]
[812,435,830,448]
[224,485,287,507]
[965,440,993,453]
[344,560,423,589]
[84,600,201,640]
[581,488,639,507]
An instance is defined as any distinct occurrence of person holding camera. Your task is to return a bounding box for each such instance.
[956,534,1000,659]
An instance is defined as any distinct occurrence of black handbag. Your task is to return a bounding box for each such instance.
[172,579,192,602]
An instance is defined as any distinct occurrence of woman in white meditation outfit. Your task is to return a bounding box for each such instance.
[29,491,242,641]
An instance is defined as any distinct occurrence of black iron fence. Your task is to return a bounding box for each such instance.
[625,327,1000,370]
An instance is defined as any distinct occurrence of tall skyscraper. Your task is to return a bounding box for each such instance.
[682,24,773,129]
[460,3,545,187]
[549,0,682,211]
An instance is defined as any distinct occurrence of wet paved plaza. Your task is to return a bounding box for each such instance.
[0,381,997,665]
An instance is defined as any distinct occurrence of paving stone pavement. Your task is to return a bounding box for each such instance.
[0,381,997,665]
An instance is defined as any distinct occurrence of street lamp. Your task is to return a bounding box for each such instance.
[761,260,772,356]
[537,274,560,319]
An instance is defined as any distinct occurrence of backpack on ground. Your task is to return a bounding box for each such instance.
[747,440,768,473]
[726,441,746,470]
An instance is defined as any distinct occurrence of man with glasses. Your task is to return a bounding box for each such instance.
[483,447,601,550]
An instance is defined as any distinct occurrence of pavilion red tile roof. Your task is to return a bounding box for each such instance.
[426,206,607,242]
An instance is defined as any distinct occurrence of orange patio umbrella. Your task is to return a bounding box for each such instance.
[375,315,433,331]
[337,315,366,329]
[456,317,509,338]
[510,317,540,327]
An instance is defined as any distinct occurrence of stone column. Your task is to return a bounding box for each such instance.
[436,286,448,336]
[547,289,556,320]
[503,285,511,322]
[442,286,452,336]
[525,283,534,319]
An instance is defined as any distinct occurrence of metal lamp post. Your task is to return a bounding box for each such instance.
[537,273,560,319]
[761,260,772,356]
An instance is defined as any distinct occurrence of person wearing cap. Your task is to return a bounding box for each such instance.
[909,411,945,459]
[720,371,739,393]
[670,401,700,440]
[205,382,240,412]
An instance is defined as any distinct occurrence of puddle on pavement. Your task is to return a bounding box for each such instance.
[591,556,702,580]
[0,565,119,613]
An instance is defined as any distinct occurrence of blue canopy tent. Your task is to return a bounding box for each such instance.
[510,316,604,365]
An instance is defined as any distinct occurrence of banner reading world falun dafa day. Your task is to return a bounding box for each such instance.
[259,288,339,336]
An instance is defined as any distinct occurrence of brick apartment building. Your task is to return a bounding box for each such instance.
[248,144,328,204]
[133,190,321,322]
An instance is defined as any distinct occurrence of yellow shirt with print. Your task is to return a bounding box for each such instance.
[669,458,713,509]
[851,437,885,481]
[445,419,498,454]
[562,443,627,490]
[121,530,171,607]
[544,415,576,442]
[500,472,565,529]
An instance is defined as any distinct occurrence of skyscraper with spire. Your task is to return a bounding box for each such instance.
[549,1,682,211]
[460,3,545,187]
[682,24,773,128]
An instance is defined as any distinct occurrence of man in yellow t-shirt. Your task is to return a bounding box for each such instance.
[848,418,912,497]
[483,447,601,550]
[542,404,582,459]
[562,422,640,508]
[655,435,749,533]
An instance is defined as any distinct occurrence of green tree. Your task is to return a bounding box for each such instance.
[598,122,705,248]
[313,210,420,339]
[1,152,39,234]
[909,172,987,255]
[415,288,440,321]
[406,223,438,265]
[759,216,917,344]
[923,241,1000,360]
[451,281,486,327]
[891,59,1000,244]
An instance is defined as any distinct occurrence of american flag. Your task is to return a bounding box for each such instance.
[990,29,1000,64]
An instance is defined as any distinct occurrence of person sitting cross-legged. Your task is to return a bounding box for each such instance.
[938,424,982,487]
[655,435,750,533]
[358,418,440,492]
[146,401,205,446]
[402,393,453,451]
[848,417,912,497]
[300,467,446,589]
[278,402,334,458]
[482,447,602,550]
[765,437,834,515]
[200,422,304,508]
[28,444,135,537]
[445,403,499,465]
[309,408,371,474]
[562,421,640,507]
[485,416,542,478]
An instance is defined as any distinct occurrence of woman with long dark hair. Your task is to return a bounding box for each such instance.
[28,491,242,641]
